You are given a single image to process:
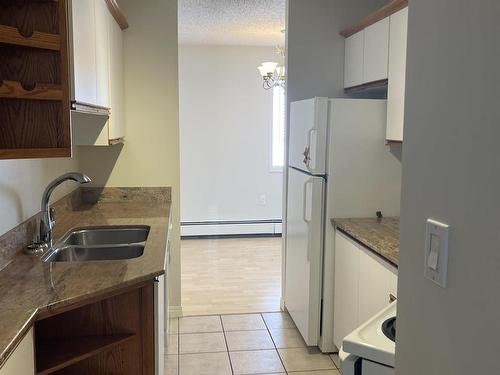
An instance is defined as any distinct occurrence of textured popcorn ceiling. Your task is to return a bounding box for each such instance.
[179,0,286,46]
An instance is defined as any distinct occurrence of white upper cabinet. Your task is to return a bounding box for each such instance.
[70,0,127,145]
[344,31,364,88]
[343,18,389,89]
[363,18,389,84]
[94,0,111,108]
[386,7,408,142]
[71,0,97,105]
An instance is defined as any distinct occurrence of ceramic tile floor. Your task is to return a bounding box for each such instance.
[166,312,341,375]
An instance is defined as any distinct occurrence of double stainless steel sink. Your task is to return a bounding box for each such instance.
[42,226,150,262]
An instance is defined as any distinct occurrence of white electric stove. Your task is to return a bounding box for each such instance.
[340,302,397,375]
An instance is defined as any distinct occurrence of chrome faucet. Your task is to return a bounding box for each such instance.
[39,172,91,248]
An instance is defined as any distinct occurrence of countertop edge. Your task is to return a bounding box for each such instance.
[335,226,398,268]
[332,217,400,267]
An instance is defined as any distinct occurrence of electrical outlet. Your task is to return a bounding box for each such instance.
[258,194,267,206]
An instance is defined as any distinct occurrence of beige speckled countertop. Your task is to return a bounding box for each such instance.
[332,217,400,266]
[0,187,171,368]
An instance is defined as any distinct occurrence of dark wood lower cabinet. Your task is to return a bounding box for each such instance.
[34,282,154,375]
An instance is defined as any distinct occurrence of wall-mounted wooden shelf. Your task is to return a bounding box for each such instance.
[0,80,62,101]
[340,0,408,37]
[0,24,61,51]
[0,0,71,159]
[36,334,136,375]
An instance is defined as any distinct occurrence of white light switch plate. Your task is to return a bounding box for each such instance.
[424,219,449,288]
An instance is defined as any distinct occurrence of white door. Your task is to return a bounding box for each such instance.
[288,98,329,175]
[285,167,325,345]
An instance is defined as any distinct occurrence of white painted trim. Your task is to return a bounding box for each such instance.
[181,222,282,237]
[168,305,183,319]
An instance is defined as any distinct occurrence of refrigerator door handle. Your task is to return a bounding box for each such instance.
[303,179,314,262]
[302,179,312,224]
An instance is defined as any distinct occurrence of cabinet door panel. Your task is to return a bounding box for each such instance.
[386,7,408,141]
[72,0,97,104]
[333,232,360,348]
[108,14,125,140]
[0,328,34,375]
[358,246,397,324]
[94,0,110,108]
[363,18,389,83]
[344,31,364,88]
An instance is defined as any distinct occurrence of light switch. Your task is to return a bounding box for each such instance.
[427,234,440,270]
[424,219,449,288]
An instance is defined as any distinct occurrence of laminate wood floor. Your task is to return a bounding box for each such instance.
[181,237,282,316]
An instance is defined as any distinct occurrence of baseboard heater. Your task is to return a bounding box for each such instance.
[181,219,282,239]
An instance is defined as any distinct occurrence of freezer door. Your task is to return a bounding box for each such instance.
[285,167,325,345]
[288,98,329,175]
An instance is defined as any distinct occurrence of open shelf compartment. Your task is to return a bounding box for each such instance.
[36,334,136,375]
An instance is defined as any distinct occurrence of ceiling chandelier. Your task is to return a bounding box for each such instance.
[257,46,286,90]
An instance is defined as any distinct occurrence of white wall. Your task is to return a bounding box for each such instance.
[396,1,500,374]
[79,0,182,310]
[178,45,283,223]
[0,151,81,236]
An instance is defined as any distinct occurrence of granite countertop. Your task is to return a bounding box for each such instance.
[0,187,171,368]
[332,217,400,266]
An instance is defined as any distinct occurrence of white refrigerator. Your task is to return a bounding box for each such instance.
[285,98,401,352]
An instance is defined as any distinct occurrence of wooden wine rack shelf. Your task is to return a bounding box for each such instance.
[0,0,71,159]
[0,80,62,101]
[0,25,61,51]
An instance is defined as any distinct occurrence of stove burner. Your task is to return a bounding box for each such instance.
[382,317,396,342]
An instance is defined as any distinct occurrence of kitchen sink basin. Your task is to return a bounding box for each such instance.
[43,245,145,262]
[61,226,150,246]
[42,225,150,262]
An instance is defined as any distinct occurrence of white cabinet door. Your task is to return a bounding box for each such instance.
[333,232,360,348]
[94,0,110,108]
[386,7,408,141]
[333,232,398,348]
[285,168,325,346]
[344,31,364,88]
[108,12,125,140]
[72,0,97,104]
[358,246,397,324]
[363,18,389,83]
[0,328,34,375]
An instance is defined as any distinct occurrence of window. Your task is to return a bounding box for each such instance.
[272,85,286,170]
